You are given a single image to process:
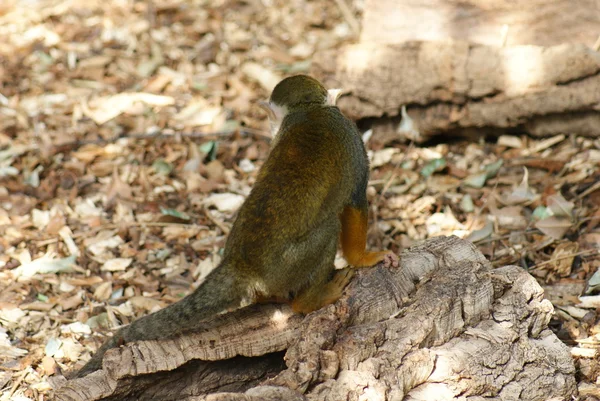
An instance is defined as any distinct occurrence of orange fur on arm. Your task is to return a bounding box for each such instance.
[340,206,388,267]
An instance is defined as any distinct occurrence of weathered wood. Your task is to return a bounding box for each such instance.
[312,41,600,141]
[360,0,600,48]
[55,236,576,400]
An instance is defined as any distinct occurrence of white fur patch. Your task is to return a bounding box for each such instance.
[327,88,342,106]
[266,103,288,138]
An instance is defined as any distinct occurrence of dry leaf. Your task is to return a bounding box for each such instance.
[497,135,523,148]
[241,62,282,92]
[491,206,527,230]
[40,356,57,375]
[546,193,574,218]
[504,167,536,204]
[101,258,133,272]
[204,193,245,213]
[466,219,494,243]
[12,254,76,278]
[82,93,175,124]
[425,208,466,237]
[535,217,572,240]
[104,168,133,208]
[93,282,113,301]
[129,296,166,312]
[548,242,579,277]
[85,232,124,256]
[59,293,84,311]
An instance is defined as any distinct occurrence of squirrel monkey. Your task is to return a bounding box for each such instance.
[74,75,397,377]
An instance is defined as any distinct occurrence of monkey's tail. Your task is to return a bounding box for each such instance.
[74,262,247,377]
[124,262,248,342]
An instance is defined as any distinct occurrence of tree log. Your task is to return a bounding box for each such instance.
[54,236,576,400]
[360,0,600,48]
[311,41,600,141]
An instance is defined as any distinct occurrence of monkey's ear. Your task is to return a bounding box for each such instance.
[327,89,342,106]
[258,101,277,120]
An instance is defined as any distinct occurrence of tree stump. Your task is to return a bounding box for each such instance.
[54,236,576,400]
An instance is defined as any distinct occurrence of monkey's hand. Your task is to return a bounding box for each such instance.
[383,252,400,269]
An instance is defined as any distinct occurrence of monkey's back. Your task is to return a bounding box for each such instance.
[222,106,367,297]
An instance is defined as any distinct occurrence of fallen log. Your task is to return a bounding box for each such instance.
[359,0,600,47]
[312,41,600,141]
[55,236,576,400]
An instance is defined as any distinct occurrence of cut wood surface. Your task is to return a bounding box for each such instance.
[312,41,600,141]
[55,236,576,400]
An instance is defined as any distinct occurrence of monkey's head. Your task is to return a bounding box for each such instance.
[270,75,328,109]
[260,75,342,138]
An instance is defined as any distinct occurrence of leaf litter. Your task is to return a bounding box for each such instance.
[0,0,599,398]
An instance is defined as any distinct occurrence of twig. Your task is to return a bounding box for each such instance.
[530,249,599,270]
[203,205,231,235]
[473,228,539,245]
[334,0,360,36]
[34,128,272,154]
[8,369,29,398]
[575,180,600,200]
[35,222,209,246]
[377,141,414,202]
[523,134,566,156]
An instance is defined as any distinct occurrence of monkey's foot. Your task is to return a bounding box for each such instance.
[291,269,356,314]
[320,268,355,307]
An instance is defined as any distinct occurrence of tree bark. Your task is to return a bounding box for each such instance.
[311,41,600,141]
[359,0,600,48]
[54,236,576,401]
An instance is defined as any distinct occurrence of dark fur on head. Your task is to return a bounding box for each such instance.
[269,75,328,109]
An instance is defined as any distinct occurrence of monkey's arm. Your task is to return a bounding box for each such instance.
[340,171,396,267]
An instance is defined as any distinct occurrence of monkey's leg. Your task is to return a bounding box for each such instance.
[340,206,398,268]
[291,268,355,314]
